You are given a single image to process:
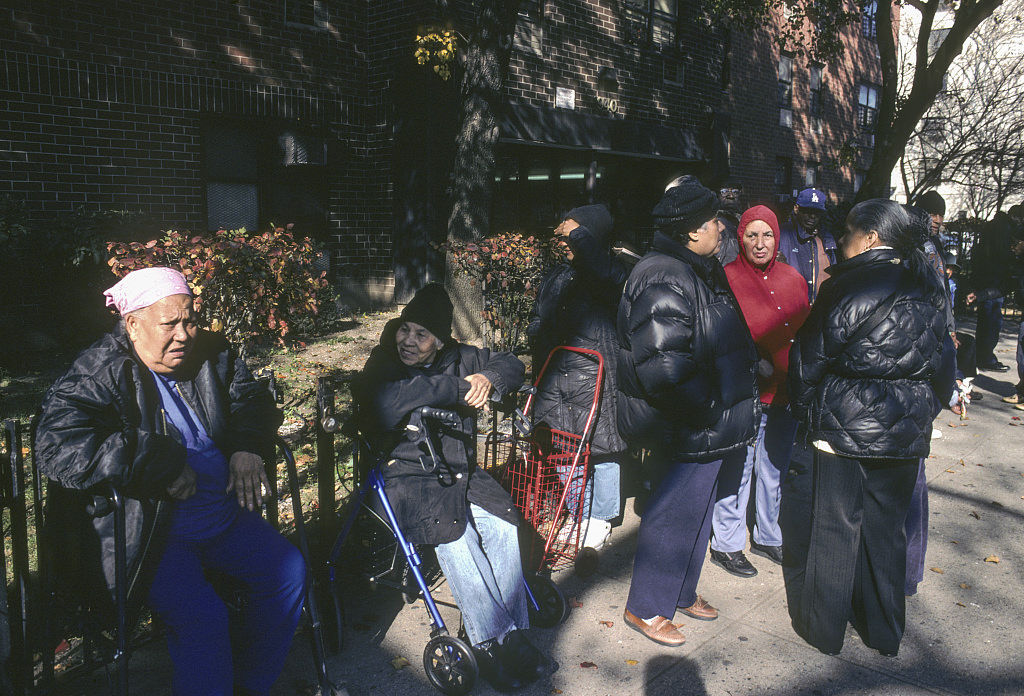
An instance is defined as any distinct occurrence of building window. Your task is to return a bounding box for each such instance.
[775,157,793,202]
[519,0,543,19]
[203,118,328,239]
[778,53,794,128]
[624,0,679,50]
[664,59,685,86]
[809,64,825,119]
[805,163,819,188]
[858,82,879,146]
[862,0,878,39]
[284,0,330,30]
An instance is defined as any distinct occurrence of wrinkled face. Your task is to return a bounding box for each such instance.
[742,219,776,269]
[929,212,944,235]
[688,216,725,258]
[794,206,824,235]
[396,320,442,366]
[125,294,197,376]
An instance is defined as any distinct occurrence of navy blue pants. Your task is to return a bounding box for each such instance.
[626,456,722,620]
[904,458,929,595]
[147,508,307,695]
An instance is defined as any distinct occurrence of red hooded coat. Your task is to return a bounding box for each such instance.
[724,205,811,406]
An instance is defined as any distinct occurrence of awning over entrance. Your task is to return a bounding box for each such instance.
[499,101,703,162]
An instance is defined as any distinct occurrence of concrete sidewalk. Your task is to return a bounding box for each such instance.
[75,322,1024,696]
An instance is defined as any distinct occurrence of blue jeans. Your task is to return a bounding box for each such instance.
[434,504,529,646]
[904,458,929,595]
[712,407,797,552]
[976,297,1003,366]
[147,508,307,696]
[559,460,621,521]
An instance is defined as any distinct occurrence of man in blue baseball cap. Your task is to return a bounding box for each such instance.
[777,188,837,304]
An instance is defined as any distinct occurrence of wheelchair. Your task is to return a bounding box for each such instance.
[25,424,342,696]
[319,405,568,696]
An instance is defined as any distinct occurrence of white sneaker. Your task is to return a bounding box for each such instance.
[581,518,612,550]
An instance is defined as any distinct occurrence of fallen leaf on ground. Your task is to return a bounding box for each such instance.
[945,469,956,473]
[960,583,971,589]
[390,656,411,670]
[1013,416,1021,421]
[551,689,563,694]
[970,511,981,519]
[930,567,944,574]
[959,459,965,466]
[599,620,614,628]
[569,597,583,608]
[580,661,598,669]
[992,500,1004,507]
[948,423,958,428]
[626,659,639,665]
[985,555,1000,563]
[956,602,966,607]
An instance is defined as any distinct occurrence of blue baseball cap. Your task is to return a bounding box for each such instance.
[796,188,827,210]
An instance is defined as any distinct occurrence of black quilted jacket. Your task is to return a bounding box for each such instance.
[527,217,628,459]
[788,248,946,459]
[616,231,760,461]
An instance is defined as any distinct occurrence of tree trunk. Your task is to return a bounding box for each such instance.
[446,0,517,344]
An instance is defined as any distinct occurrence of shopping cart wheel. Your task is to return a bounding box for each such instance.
[423,635,478,695]
[574,546,600,577]
[526,573,568,628]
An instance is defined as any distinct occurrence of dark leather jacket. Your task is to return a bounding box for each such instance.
[788,248,946,459]
[528,210,628,459]
[352,320,525,545]
[35,324,281,621]
[616,231,760,461]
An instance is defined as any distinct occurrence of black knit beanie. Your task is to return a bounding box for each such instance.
[916,191,946,217]
[653,179,720,235]
[400,282,453,342]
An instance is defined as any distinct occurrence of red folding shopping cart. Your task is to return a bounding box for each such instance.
[489,346,604,574]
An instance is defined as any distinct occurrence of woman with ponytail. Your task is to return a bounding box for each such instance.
[787,198,947,657]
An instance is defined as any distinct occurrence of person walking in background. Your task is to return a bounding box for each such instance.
[528,204,628,551]
[778,188,837,304]
[714,176,744,266]
[967,208,1024,372]
[788,199,947,657]
[998,204,1024,406]
[616,179,759,646]
[711,206,810,579]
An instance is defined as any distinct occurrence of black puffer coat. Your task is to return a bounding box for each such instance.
[788,248,946,459]
[527,205,628,458]
[616,230,760,461]
[352,319,525,545]
[35,324,281,620]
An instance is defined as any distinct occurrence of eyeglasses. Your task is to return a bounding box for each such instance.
[719,188,741,196]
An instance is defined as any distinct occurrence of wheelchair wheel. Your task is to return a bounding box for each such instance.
[423,635,477,695]
[526,573,568,628]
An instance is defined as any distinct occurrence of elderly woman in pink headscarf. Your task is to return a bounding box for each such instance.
[36,267,306,696]
[710,206,811,577]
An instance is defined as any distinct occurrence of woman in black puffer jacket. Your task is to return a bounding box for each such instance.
[788,198,947,658]
[528,204,628,550]
[616,179,759,647]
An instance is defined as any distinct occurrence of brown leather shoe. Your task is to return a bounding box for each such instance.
[679,595,718,621]
[623,609,686,646]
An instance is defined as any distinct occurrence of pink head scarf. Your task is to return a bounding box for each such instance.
[103,267,193,316]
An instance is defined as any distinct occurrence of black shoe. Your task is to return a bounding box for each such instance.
[749,542,784,565]
[473,639,522,693]
[979,361,1010,372]
[502,630,552,684]
[710,549,758,577]
[971,391,984,401]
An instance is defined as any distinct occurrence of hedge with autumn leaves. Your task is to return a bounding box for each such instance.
[108,226,335,353]
[443,232,561,354]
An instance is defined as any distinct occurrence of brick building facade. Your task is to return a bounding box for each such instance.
[1,1,881,316]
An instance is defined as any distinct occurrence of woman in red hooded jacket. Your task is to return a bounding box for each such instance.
[710,205,811,576]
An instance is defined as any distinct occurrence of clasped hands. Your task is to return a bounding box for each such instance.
[166,451,270,511]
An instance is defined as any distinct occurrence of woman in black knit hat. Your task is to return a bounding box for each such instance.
[352,283,549,691]
[616,179,760,646]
